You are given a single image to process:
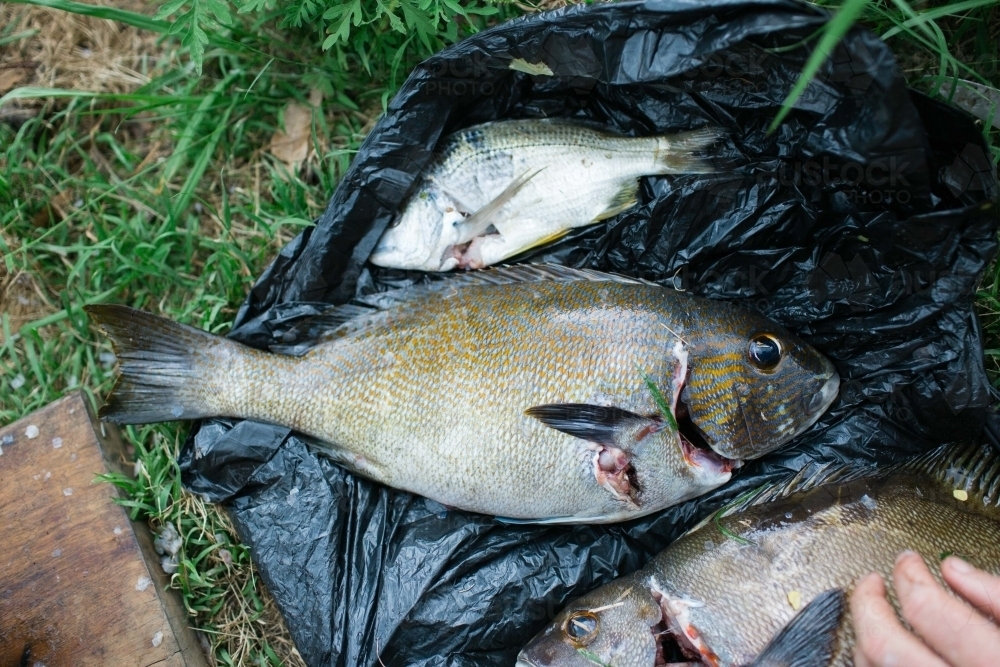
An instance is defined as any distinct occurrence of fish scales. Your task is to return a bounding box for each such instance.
[226,281,685,518]
[655,469,1000,666]
[517,442,1000,665]
[370,119,720,271]
[86,265,838,523]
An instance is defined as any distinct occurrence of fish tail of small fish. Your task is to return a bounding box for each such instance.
[84,304,246,424]
[654,126,723,174]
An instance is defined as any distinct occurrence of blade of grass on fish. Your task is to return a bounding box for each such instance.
[576,648,612,667]
[767,0,872,134]
[638,368,678,432]
[713,483,771,546]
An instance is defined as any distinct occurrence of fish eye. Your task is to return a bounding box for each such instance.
[563,611,599,646]
[748,334,782,372]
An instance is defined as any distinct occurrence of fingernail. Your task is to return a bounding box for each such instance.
[946,556,973,575]
[895,550,919,566]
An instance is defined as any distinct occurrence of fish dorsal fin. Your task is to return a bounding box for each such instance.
[711,460,877,521]
[898,442,1000,512]
[360,263,651,311]
[268,303,386,355]
[745,589,845,667]
[272,264,650,353]
[745,460,880,509]
[681,460,879,538]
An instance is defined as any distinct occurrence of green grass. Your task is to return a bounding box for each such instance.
[0,0,511,661]
[1,0,999,664]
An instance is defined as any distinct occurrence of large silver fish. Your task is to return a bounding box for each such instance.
[86,265,837,524]
[369,119,719,271]
[517,442,1000,665]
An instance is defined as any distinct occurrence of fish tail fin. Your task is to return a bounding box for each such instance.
[655,126,723,173]
[85,304,237,424]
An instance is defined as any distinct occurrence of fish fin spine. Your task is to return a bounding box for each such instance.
[456,167,545,243]
[655,126,721,174]
[85,304,241,424]
[905,442,1000,512]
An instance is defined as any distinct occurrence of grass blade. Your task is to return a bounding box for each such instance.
[168,102,235,223]
[0,86,202,107]
[768,0,872,133]
[7,0,169,33]
[882,0,1000,39]
[638,368,679,432]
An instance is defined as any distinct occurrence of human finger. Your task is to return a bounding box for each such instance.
[893,551,1000,667]
[851,570,949,667]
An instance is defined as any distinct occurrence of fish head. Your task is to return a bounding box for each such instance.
[680,303,839,461]
[518,569,768,667]
[369,185,465,271]
[516,576,662,667]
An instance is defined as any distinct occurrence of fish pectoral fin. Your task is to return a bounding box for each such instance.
[593,180,639,222]
[525,403,660,449]
[509,227,572,257]
[456,167,545,243]
[746,589,845,667]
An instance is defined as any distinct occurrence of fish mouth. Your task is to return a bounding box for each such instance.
[649,582,720,667]
[675,397,739,477]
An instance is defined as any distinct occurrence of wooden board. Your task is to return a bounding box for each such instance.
[0,392,208,667]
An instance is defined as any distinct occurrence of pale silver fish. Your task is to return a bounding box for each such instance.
[86,265,837,524]
[369,119,720,271]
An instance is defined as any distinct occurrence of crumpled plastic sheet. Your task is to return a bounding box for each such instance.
[177,1,1000,665]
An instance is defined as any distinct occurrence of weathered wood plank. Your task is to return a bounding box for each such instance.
[0,392,208,667]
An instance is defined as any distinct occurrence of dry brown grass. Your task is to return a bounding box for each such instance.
[171,493,307,667]
[0,261,55,340]
[0,1,168,97]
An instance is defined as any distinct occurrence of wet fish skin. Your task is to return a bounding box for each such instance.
[86,265,837,523]
[369,119,719,272]
[517,442,1000,665]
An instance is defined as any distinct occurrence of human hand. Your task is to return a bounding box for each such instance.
[851,551,1000,667]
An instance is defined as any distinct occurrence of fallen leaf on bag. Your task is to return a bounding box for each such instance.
[269,102,314,168]
[786,590,801,611]
[509,58,554,76]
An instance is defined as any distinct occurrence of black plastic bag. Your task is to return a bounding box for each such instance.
[178,1,999,665]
